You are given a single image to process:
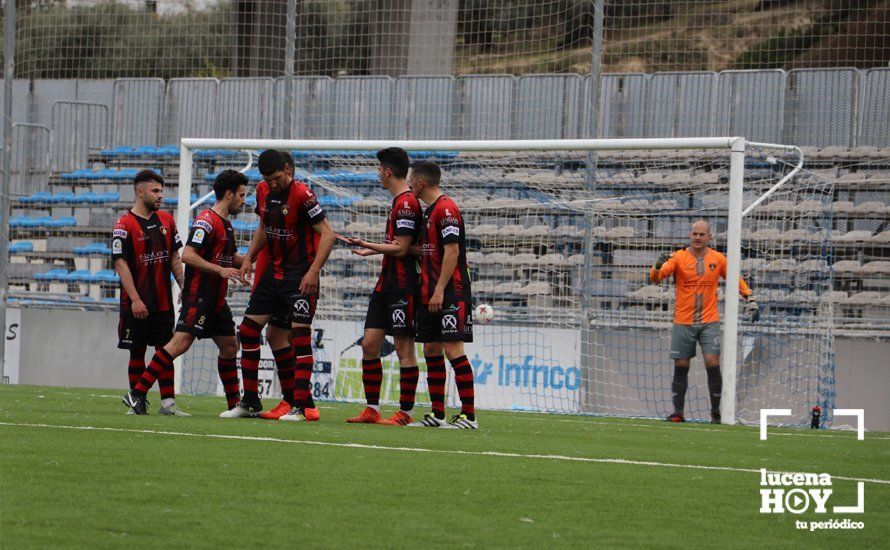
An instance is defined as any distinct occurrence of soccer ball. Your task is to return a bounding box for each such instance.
[474,303,495,325]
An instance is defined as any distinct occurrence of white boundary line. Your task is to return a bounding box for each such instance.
[2,422,888,486]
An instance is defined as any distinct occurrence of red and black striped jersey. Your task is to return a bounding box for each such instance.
[420,194,471,304]
[111,210,182,314]
[182,208,236,312]
[375,190,422,293]
[255,179,326,281]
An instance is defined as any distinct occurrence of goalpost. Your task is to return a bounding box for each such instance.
[175,138,835,427]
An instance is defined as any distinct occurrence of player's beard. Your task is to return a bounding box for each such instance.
[147,199,161,211]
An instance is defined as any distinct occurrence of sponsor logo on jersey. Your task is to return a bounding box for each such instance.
[392,309,406,326]
[194,219,213,233]
[113,228,128,239]
[191,228,206,245]
[307,204,323,218]
[441,226,460,238]
[138,250,170,265]
[396,219,416,230]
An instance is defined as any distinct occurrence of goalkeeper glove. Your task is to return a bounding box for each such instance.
[653,252,671,270]
[745,297,760,322]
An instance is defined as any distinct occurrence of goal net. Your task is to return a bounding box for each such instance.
[177,138,835,427]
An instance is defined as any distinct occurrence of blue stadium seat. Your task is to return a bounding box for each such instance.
[194,149,241,159]
[60,169,95,181]
[45,217,77,228]
[9,241,34,253]
[63,270,93,283]
[204,169,262,183]
[90,270,120,283]
[73,242,111,256]
[20,192,52,204]
[51,191,77,204]
[35,268,69,281]
[244,195,257,206]
[237,246,249,255]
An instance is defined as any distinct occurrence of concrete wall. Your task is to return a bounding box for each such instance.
[14,308,890,430]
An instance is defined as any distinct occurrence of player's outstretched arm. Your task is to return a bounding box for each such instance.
[649,252,674,283]
[182,246,242,283]
[114,258,147,320]
[346,235,411,257]
[300,218,335,295]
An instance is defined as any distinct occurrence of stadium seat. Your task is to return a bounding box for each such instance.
[9,241,34,253]
[34,268,69,281]
[832,260,861,274]
[19,191,52,204]
[836,230,873,242]
[63,270,93,283]
[73,242,112,256]
[90,270,120,283]
[862,261,890,275]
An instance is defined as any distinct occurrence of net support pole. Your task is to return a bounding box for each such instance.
[0,0,16,384]
[282,0,296,139]
[722,137,746,425]
[172,144,194,393]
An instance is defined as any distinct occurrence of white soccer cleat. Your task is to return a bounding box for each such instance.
[219,401,261,418]
[442,414,478,429]
[279,407,309,422]
[159,403,192,417]
[406,412,448,427]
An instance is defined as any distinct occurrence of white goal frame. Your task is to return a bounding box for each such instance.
[176,137,803,425]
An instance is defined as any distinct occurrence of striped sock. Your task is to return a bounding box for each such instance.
[425,355,446,419]
[362,358,383,406]
[134,347,173,396]
[450,355,475,419]
[237,318,263,399]
[272,346,296,406]
[292,328,314,408]
[128,347,146,391]
[157,346,175,400]
[217,356,240,409]
[399,365,419,412]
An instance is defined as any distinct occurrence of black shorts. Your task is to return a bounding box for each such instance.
[118,310,175,350]
[364,291,417,337]
[245,275,317,326]
[415,299,473,343]
[176,301,236,339]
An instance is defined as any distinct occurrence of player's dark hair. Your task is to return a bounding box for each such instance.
[376,147,410,179]
[257,149,287,176]
[213,169,249,200]
[279,150,295,172]
[411,160,441,187]
[133,169,163,188]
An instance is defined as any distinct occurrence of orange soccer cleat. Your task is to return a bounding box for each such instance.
[379,410,413,426]
[346,406,382,424]
[258,400,292,420]
[302,407,320,422]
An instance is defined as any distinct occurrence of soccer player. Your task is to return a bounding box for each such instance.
[123,170,249,415]
[405,161,477,429]
[230,149,335,421]
[112,169,184,415]
[344,147,423,426]
[650,219,760,424]
[253,151,319,418]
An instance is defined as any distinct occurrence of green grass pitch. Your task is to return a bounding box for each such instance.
[1,385,888,548]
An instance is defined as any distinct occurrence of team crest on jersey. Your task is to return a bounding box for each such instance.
[161,226,168,235]
[709,263,716,271]
[281,205,290,215]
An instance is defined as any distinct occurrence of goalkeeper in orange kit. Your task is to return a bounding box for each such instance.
[650,220,759,424]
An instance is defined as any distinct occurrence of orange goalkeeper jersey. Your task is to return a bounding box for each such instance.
[649,248,751,325]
